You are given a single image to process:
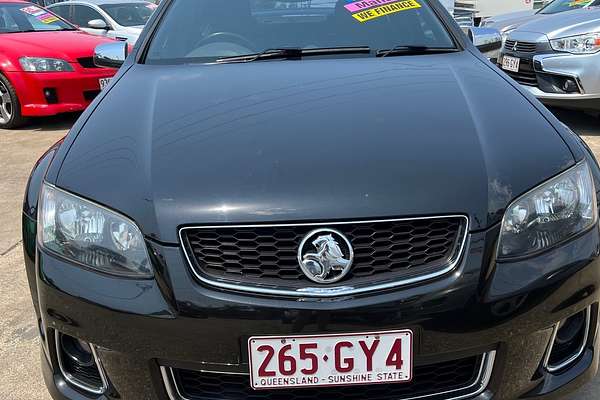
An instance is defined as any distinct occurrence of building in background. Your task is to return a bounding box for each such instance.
[441,0,552,26]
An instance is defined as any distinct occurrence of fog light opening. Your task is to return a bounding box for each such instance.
[55,332,108,394]
[43,88,58,104]
[543,307,591,373]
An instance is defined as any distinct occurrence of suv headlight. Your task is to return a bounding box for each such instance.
[498,161,597,258]
[38,183,153,278]
[19,57,74,72]
[550,33,600,54]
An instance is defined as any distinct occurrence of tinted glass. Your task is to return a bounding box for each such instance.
[49,4,70,18]
[71,4,105,26]
[0,3,73,32]
[146,0,455,64]
[538,0,600,14]
[100,2,155,26]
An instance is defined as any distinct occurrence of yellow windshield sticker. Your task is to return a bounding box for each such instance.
[568,0,591,6]
[351,0,421,22]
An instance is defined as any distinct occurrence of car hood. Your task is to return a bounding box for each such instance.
[4,30,113,61]
[486,10,539,32]
[56,52,574,243]
[514,7,600,39]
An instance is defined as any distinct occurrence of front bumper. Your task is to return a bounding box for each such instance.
[499,44,600,110]
[29,221,600,400]
[5,64,115,117]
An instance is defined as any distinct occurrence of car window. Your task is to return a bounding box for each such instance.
[538,0,598,14]
[145,0,456,64]
[0,3,74,32]
[100,2,156,27]
[71,4,105,27]
[49,4,70,19]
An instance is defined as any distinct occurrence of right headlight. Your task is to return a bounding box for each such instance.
[550,32,600,54]
[38,183,153,278]
[498,161,597,259]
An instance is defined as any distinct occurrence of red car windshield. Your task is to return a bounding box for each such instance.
[0,3,75,32]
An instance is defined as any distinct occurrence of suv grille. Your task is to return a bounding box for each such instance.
[181,216,466,294]
[168,355,487,400]
[504,40,538,53]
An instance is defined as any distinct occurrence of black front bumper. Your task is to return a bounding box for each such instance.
[28,222,600,400]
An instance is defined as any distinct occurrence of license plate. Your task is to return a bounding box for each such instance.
[502,55,520,73]
[248,330,413,390]
[99,78,111,90]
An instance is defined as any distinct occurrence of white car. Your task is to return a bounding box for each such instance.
[48,0,157,44]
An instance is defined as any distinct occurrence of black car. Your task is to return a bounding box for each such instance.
[22,0,600,399]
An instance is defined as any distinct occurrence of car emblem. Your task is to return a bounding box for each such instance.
[298,229,354,284]
[513,41,518,52]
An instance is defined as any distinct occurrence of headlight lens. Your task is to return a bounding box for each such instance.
[19,57,74,72]
[498,162,597,259]
[38,184,153,278]
[550,33,600,54]
[501,28,515,44]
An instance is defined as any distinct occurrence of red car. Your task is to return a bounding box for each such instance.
[0,0,116,128]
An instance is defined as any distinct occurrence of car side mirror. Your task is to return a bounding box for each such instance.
[94,41,128,69]
[468,27,502,57]
[88,19,108,30]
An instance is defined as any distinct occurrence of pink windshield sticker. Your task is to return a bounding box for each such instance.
[344,0,399,13]
[20,6,45,16]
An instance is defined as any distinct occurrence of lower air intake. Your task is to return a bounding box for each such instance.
[163,352,495,400]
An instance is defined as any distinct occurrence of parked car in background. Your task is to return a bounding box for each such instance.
[498,6,600,111]
[47,0,156,44]
[483,0,600,40]
[0,0,116,128]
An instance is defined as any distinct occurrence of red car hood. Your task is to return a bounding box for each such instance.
[3,30,114,62]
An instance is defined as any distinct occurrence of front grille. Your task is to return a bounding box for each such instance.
[168,355,486,400]
[504,40,538,53]
[181,216,466,293]
[77,57,98,68]
[501,58,538,87]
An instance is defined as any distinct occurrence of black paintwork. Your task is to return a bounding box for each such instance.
[21,0,600,399]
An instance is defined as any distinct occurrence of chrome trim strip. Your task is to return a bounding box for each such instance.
[161,350,495,400]
[543,306,592,373]
[54,332,109,395]
[179,215,469,298]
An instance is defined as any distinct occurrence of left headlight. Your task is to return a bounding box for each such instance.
[498,161,597,259]
[19,57,74,72]
[550,32,600,54]
[38,183,153,278]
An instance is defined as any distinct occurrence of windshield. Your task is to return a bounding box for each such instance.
[538,0,600,14]
[145,0,456,64]
[100,2,156,27]
[0,3,74,32]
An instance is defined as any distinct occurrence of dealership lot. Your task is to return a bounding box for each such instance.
[0,109,598,399]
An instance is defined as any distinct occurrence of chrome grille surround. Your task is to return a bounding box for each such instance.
[504,40,538,53]
[179,215,469,298]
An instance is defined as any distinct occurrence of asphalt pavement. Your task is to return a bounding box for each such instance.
[0,110,599,400]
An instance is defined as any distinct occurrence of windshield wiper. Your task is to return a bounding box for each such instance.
[376,45,459,57]
[216,46,371,63]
